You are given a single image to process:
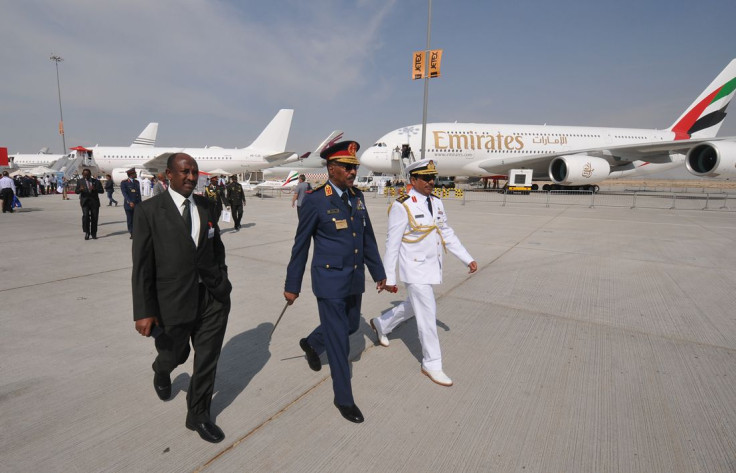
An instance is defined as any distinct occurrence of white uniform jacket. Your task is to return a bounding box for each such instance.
[384,188,473,286]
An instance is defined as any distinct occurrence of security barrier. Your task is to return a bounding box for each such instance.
[452,189,735,211]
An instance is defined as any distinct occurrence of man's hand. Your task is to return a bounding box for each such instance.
[377,279,396,293]
[468,261,478,273]
[129,202,135,209]
[135,317,157,337]
[284,291,299,305]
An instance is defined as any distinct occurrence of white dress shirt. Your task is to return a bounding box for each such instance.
[167,187,200,246]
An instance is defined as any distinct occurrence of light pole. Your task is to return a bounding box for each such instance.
[420,0,432,160]
[50,54,66,153]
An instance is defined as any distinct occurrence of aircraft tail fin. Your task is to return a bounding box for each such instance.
[250,109,294,152]
[314,130,344,157]
[131,123,158,147]
[283,170,300,186]
[299,130,343,167]
[0,147,8,167]
[669,59,736,139]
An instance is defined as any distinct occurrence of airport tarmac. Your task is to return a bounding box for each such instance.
[1,191,735,472]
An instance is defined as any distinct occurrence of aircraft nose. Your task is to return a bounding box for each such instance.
[360,147,380,171]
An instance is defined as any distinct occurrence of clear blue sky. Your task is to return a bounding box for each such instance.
[2,0,735,162]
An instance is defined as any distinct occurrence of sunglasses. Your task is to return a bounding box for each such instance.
[415,174,436,182]
[336,163,359,171]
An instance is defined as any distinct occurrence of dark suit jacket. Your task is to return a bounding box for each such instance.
[120,179,142,206]
[285,183,385,298]
[131,192,231,325]
[75,178,104,207]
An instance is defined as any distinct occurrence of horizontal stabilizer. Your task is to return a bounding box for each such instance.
[264,151,294,164]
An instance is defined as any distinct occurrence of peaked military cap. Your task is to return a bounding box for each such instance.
[321,140,360,165]
[126,168,137,175]
[406,159,438,177]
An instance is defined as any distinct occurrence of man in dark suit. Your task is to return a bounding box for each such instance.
[284,140,387,424]
[120,168,142,239]
[225,175,246,231]
[74,168,104,240]
[132,153,232,443]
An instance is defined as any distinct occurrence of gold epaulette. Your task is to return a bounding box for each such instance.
[309,183,327,194]
[396,194,410,203]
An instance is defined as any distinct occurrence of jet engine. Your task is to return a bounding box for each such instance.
[548,155,610,186]
[685,141,736,178]
[111,168,147,185]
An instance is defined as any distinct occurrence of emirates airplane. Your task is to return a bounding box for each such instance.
[78,109,294,183]
[360,59,736,189]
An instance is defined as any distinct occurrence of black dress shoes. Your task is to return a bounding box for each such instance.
[84,233,90,240]
[186,420,225,443]
[334,402,364,423]
[299,338,321,371]
[153,372,171,401]
[91,234,97,240]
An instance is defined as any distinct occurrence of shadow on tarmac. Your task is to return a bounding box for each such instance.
[211,322,273,419]
[364,300,452,366]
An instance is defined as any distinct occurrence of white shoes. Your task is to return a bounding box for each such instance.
[421,368,453,386]
[370,318,389,347]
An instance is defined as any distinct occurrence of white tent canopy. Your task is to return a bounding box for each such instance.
[204,168,232,176]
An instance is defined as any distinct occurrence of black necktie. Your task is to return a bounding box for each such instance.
[182,199,192,234]
[427,197,433,216]
[341,192,350,207]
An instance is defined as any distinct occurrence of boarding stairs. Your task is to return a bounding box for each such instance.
[51,152,93,180]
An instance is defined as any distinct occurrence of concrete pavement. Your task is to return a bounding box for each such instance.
[1,191,735,472]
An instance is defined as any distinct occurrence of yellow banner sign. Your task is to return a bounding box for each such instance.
[429,49,442,78]
[412,51,425,80]
[411,49,443,79]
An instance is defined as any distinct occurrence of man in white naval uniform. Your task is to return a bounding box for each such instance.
[371,159,477,386]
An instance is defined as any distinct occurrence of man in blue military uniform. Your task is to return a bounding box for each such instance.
[284,140,387,423]
[120,168,142,239]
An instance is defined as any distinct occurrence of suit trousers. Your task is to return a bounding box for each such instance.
[376,283,442,371]
[1,188,13,212]
[231,205,243,228]
[81,204,99,235]
[153,284,230,423]
[124,206,135,234]
[307,294,362,406]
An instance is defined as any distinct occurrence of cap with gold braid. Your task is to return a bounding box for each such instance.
[405,159,438,177]
[321,140,361,165]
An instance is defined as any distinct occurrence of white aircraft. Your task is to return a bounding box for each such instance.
[262,130,343,179]
[78,110,294,183]
[9,123,158,169]
[360,59,736,188]
[254,170,301,191]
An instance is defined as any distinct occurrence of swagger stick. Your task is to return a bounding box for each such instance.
[269,301,290,340]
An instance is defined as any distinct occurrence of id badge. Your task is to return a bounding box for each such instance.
[334,219,348,230]
[208,227,215,238]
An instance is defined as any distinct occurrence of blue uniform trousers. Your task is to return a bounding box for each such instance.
[125,207,135,234]
[307,294,362,406]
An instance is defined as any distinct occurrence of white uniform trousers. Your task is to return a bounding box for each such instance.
[376,282,442,371]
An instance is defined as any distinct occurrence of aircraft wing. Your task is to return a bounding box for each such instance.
[476,136,736,175]
[141,151,184,173]
[264,151,295,163]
